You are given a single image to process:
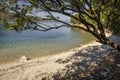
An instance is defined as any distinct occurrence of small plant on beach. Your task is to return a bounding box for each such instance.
[0,0,120,51]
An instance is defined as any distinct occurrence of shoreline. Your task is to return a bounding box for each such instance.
[0,33,120,80]
[0,41,101,80]
[0,40,96,67]
[0,39,95,65]
[0,36,94,65]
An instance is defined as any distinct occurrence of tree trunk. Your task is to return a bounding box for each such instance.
[104,39,120,52]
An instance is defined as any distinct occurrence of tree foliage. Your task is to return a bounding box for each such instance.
[0,0,120,51]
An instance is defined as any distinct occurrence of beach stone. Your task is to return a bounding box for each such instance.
[70,77,74,80]
[75,66,78,70]
[71,69,75,73]
[20,56,27,62]
[117,64,120,67]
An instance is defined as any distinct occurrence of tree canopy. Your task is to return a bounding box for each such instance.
[0,0,120,51]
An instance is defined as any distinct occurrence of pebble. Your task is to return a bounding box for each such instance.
[117,64,120,67]
[71,69,75,73]
[75,66,78,70]
[20,56,27,62]
[70,77,74,80]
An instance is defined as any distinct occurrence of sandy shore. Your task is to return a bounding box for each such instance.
[0,34,120,80]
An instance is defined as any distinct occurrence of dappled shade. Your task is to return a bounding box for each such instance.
[52,45,120,80]
[0,41,120,80]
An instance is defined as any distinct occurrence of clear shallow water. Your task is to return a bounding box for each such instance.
[0,21,94,63]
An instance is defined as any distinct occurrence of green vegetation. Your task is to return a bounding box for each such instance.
[70,1,120,34]
[70,14,80,24]
[70,13,97,27]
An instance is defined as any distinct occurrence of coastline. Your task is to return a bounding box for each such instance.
[0,41,98,78]
[0,33,120,80]
[0,39,94,65]
[0,40,97,68]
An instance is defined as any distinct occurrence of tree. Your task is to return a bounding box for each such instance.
[0,0,120,51]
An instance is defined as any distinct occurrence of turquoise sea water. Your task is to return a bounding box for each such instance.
[0,21,94,63]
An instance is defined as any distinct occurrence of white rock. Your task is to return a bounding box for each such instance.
[20,56,27,62]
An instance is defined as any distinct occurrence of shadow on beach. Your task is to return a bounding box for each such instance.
[52,44,120,80]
